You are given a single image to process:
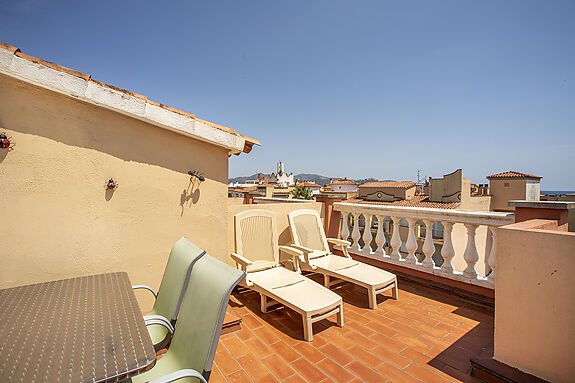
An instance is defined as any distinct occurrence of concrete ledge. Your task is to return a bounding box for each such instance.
[508,200,575,210]
[471,357,549,383]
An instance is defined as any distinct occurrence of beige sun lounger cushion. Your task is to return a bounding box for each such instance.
[232,209,343,341]
[288,209,398,309]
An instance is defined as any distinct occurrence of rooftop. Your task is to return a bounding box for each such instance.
[297,182,321,188]
[360,181,417,189]
[213,277,493,382]
[331,179,359,186]
[347,195,460,209]
[486,171,542,180]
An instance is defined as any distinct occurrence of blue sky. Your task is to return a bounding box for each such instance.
[1,1,574,189]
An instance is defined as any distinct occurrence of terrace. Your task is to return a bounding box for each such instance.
[1,42,574,383]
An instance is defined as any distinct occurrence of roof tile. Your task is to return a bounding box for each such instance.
[487,171,541,179]
[359,181,417,189]
[347,195,459,209]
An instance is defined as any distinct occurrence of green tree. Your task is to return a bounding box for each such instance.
[290,185,314,200]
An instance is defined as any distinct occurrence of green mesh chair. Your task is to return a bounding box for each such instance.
[133,237,206,350]
[127,253,245,383]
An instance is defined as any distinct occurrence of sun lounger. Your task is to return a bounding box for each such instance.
[288,209,398,309]
[232,209,343,341]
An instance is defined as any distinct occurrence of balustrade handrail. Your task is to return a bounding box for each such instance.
[334,202,514,227]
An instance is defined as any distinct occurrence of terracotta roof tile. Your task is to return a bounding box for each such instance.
[297,181,321,187]
[487,171,542,179]
[347,195,460,209]
[0,41,260,154]
[330,179,358,185]
[359,181,417,189]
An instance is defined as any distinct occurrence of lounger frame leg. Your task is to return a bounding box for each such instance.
[392,279,399,299]
[303,315,313,342]
[260,294,268,313]
[323,274,330,287]
[336,303,344,327]
[368,287,377,309]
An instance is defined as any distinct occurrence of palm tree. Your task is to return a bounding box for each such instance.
[290,185,314,200]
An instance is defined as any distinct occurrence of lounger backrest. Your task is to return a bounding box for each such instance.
[288,209,330,256]
[235,209,280,269]
[153,237,206,324]
[167,253,245,382]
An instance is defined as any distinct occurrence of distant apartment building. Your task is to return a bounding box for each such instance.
[329,178,358,192]
[487,171,542,212]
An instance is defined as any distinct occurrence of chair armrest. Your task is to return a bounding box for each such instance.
[280,245,312,271]
[132,285,157,299]
[287,244,314,254]
[230,252,253,272]
[327,238,352,258]
[144,315,175,335]
[147,369,207,383]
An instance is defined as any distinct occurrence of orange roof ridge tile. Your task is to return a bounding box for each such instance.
[359,181,417,188]
[487,171,541,179]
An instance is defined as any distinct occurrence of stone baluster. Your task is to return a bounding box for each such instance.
[487,226,497,283]
[374,215,387,257]
[340,211,350,242]
[390,216,401,261]
[440,222,455,274]
[421,220,436,269]
[463,223,479,279]
[361,214,373,255]
[350,212,361,253]
[405,218,418,264]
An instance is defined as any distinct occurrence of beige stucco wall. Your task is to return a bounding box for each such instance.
[489,179,527,211]
[0,74,230,313]
[228,202,323,266]
[495,221,575,382]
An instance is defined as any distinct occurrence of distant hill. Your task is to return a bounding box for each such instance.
[229,173,392,186]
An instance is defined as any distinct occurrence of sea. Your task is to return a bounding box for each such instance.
[541,191,575,196]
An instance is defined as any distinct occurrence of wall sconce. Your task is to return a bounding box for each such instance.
[188,171,205,182]
[106,178,118,190]
[0,132,14,150]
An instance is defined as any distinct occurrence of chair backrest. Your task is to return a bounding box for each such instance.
[152,237,206,324]
[234,209,280,270]
[287,209,330,255]
[167,254,245,381]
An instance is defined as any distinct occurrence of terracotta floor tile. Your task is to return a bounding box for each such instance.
[253,325,282,345]
[347,345,384,368]
[345,360,387,382]
[237,352,273,381]
[318,343,354,367]
[368,333,407,353]
[261,354,296,381]
[393,333,432,354]
[371,345,411,369]
[208,365,227,383]
[227,281,493,383]
[244,336,274,359]
[256,374,279,383]
[214,347,242,376]
[268,340,301,363]
[222,334,251,358]
[376,362,422,383]
[405,362,454,383]
[388,320,423,338]
[316,358,356,383]
[400,347,432,365]
[291,357,328,382]
[292,341,326,364]
[345,320,377,337]
[366,320,398,338]
[226,369,253,383]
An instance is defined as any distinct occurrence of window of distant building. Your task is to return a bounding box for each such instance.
[504,182,510,187]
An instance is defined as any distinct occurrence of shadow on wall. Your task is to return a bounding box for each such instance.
[180,179,201,216]
[0,76,228,184]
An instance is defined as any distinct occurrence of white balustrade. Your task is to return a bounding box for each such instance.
[334,203,514,289]
[421,220,436,269]
[350,212,361,252]
[361,214,373,255]
[341,212,350,242]
[374,215,387,257]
